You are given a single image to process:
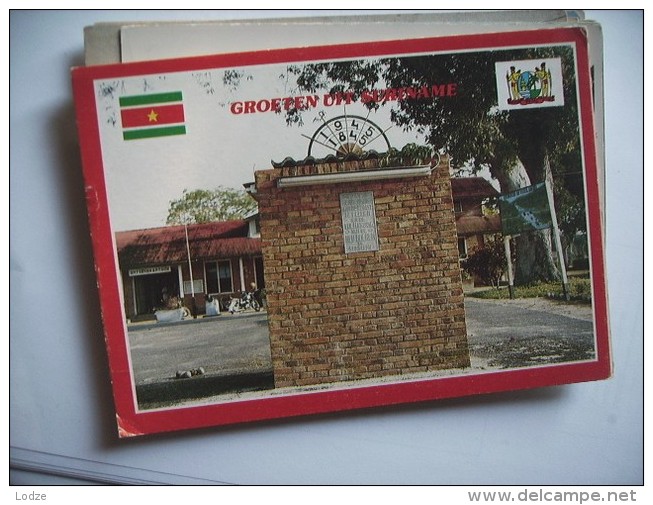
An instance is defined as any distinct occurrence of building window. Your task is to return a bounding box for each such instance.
[248,216,261,238]
[458,237,468,259]
[205,260,234,294]
[453,200,464,214]
[182,279,205,295]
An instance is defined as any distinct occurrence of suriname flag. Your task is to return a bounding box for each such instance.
[119,91,186,140]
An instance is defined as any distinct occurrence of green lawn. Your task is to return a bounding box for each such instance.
[467,275,592,303]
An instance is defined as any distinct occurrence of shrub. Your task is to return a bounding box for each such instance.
[463,237,507,288]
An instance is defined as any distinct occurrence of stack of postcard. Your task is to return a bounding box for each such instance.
[72,10,611,437]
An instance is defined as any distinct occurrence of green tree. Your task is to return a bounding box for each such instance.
[166,186,257,225]
[281,45,587,284]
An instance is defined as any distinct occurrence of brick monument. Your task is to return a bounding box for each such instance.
[254,151,469,388]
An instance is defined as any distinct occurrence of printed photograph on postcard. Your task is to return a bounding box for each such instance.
[72,27,611,437]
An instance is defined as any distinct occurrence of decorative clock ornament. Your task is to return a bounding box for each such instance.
[306,112,392,157]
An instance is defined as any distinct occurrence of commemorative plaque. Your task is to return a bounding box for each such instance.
[340,191,380,254]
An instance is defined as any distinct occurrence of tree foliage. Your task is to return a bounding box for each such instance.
[166,187,257,225]
[282,46,587,283]
[380,143,436,167]
[286,46,581,188]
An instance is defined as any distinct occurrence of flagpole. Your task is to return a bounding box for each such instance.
[184,220,197,317]
[544,158,570,301]
[503,235,515,299]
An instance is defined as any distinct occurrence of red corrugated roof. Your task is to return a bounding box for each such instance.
[451,177,499,198]
[116,221,261,268]
[455,215,502,235]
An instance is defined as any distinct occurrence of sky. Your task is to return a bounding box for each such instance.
[94,57,424,231]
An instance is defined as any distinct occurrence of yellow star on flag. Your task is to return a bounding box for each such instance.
[147,109,158,122]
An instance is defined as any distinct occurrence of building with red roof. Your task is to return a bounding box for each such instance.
[450,176,502,264]
[114,175,500,320]
[115,217,263,321]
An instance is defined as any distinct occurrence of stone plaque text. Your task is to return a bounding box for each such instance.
[340,191,379,254]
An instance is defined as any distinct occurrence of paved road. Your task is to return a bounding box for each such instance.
[465,297,595,369]
[128,311,272,385]
[126,297,596,408]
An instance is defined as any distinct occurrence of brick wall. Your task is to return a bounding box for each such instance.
[255,155,469,388]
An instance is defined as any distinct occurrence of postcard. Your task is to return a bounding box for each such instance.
[72,26,611,437]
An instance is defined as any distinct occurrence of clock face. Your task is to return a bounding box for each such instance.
[307,114,391,158]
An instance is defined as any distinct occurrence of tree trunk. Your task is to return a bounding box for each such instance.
[514,230,560,284]
[490,157,560,285]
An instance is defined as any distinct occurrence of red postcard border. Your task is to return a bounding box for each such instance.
[71,26,611,437]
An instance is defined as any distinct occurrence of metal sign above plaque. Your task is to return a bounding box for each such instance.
[340,191,379,254]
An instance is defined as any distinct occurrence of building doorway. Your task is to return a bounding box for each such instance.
[133,269,180,316]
